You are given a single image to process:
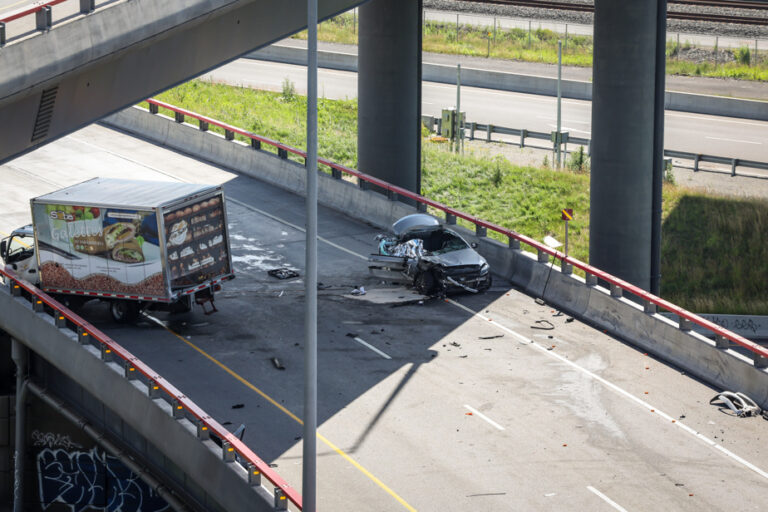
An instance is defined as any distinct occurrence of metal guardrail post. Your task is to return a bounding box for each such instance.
[251,139,261,150]
[247,463,261,486]
[148,380,161,398]
[508,236,520,250]
[198,120,208,132]
[225,129,235,141]
[643,300,657,314]
[469,122,476,140]
[585,273,598,286]
[149,103,159,114]
[172,399,184,419]
[54,312,67,328]
[33,296,44,313]
[537,249,549,263]
[560,259,572,275]
[274,488,288,511]
[753,353,768,369]
[475,225,487,237]
[387,189,398,201]
[36,6,52,31]
[446,213,457,225]
[101,344,113,363]
[731,158,738,177]
[196,420,210,440]
[358,179,368,191]
[715,334,730,349]
[610,284,623,298]
[222,441,236,462]
[693,154,700,172]
[520,129,527,148]
[174,112,184,124]
[124,360,137,380]
[277,148,287,158]
[80,0,95,14]
[77,326,89,345]
[678,316,693,331]
[10,281,21,296]
[486,124,492,142]
[0,22,5,46]
[417,202,427,213]
[331,168,342,180]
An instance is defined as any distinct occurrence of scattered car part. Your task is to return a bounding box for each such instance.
[268,268,300,280]
[710,391,761,417]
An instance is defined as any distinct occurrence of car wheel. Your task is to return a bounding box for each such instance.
[478,273,492,292]
[110,300,141,323]
[415,270,438,295]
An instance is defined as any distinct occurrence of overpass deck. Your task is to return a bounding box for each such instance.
[2,124,768,511]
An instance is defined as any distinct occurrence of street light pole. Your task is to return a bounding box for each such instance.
[303,0,318,509]
[556,39,562,169]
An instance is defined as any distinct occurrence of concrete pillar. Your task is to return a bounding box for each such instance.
[0,331,12,506]
[590,1,663,291]
[358,0,422,194]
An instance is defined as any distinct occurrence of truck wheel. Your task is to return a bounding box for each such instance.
[110,300,140,323]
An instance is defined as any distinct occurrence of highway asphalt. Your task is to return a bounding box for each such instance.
[200,56,768,164]
[2,125,768,511]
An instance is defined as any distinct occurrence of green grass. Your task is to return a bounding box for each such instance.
[145,80,768,314]
[293,14,768,82]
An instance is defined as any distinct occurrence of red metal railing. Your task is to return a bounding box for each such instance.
[146,97,768,365]
[0,266,302,510]
[0,0,67,23]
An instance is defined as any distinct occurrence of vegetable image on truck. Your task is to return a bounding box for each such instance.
[1,178,234,323]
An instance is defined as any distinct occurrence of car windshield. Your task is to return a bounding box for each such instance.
[429,232,468,255]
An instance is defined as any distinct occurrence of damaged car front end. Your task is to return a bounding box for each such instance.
[369,214,492,296]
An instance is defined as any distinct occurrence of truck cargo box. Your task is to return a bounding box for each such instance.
[30,178,234,302]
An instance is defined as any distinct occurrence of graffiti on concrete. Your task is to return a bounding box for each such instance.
[37,447,169,512]
[31,429,83,450]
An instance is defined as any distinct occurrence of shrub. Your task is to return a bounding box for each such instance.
[736,46,751,66]
[281,78,296,102]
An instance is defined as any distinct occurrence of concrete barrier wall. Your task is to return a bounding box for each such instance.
[104,106,768,408]
[0,287,276,512]
[248,44,768,121]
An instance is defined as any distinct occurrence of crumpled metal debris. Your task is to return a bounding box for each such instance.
[710,391,761,417]
[268,268,300,280]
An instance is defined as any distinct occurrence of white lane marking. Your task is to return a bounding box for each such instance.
[547,124,591,135]
[353,337,392,360]
[587,486,629,512]
[464,404,505,431]
[667,112,768,128]
[225,198,368,261]
[705,136,762,145]
[445,298,768,482]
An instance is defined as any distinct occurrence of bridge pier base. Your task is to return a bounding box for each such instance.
[358,0,423,195]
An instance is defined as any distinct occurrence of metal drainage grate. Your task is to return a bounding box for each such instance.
[31,85,58,142]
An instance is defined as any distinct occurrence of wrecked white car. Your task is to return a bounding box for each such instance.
[369,214,492,295]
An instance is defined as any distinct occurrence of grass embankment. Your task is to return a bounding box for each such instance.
[293,13,768,82]
[147,81,768,314]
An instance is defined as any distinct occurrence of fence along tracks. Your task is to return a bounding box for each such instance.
[455,0,768,25]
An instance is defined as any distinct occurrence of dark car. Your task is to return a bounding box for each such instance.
[369,214,492,295]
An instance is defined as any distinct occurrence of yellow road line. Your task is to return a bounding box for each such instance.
[145,314,417,512]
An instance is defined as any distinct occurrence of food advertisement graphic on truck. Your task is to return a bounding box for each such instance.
[32,203,165,296]
[164,195,230,288]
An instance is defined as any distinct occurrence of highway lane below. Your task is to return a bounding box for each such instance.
[2,125,768,510]
[200,58,768,164]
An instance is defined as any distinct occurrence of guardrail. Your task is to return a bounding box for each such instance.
[0,265,302,511]
[146,98,768,368]
[0,0,95,46]
[421,115,768,177]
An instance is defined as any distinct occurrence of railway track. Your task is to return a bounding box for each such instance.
[455,0,768,25]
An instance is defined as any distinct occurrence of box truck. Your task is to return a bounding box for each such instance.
[1,178,234,322]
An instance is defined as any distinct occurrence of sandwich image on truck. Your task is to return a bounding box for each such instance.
[0,178,234,322]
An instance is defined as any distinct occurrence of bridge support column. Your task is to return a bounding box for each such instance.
[590,0,666,292]
[11,340,27,512]
[358,0,422,195]
[0,332,12,506]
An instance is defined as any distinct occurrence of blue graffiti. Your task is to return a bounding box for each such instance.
[37,447,169,512]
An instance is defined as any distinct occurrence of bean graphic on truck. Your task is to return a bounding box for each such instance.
[0,178,235,323]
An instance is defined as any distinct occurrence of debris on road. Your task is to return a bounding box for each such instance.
[271,357,286,370]
[531,320,555,330]
[478,334,504,340]
[231,403,244,409]
[267,268,300,280]
[710,391,761,417]
[350,286,366,296]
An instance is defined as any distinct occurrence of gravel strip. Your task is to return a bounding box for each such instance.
[424,0,768,38]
